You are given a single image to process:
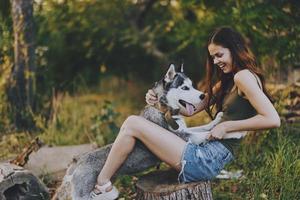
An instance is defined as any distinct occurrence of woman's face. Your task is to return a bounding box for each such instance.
[208,43,233,74]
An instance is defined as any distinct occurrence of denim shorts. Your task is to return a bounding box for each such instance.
[178,141,234,183]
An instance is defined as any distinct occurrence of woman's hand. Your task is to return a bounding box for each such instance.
[145,89,158,106]
[207,122,228,140]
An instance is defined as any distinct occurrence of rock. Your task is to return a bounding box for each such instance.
[0,163,49,200]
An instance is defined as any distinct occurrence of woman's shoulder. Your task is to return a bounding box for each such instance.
[233,69,260,85]
[234,69,252,80]
[233,69,262,95]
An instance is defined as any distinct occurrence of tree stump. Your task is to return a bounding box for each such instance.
[136,169,213,200]
[0,163,49,200]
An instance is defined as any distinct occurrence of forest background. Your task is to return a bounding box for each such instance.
[0,0,299,199]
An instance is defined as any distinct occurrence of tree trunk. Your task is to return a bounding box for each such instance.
[136,169,213,200]
[9,0,36,130]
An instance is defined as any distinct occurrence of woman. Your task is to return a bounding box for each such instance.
[89,27,280,200]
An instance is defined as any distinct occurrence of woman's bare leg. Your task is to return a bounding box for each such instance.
[96,115,186,186]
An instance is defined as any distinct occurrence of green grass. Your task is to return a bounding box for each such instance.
[212,124,300,200]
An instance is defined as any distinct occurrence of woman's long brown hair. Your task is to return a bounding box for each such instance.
[204,27,273,119]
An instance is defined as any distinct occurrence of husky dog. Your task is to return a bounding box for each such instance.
[141,63,204,141]
[141,64,246,144]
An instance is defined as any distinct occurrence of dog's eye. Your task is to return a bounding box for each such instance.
[181,86,189,90]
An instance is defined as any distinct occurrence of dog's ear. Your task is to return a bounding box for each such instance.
[180,63,184,73]
[164,64,176,82]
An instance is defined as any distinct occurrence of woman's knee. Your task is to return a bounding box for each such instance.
[120,115,142,136]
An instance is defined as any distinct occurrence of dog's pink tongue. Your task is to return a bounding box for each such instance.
[186,103,194,115]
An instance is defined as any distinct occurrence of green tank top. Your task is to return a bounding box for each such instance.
[218,83,258,155]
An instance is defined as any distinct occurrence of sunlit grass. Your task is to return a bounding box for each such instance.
[39,76,149,146]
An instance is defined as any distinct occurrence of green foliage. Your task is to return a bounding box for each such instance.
[1,0,299,101]
[0,0,10,20]
[34,0,161,92]
[39,169,55,187]
[30,0,300,94]
[90,100,120,145]
[0,132,33,160]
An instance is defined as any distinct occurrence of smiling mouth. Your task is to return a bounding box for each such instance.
[179,100,196,115]
[219,64,226,70]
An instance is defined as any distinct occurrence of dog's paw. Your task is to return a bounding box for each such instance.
[188,132,209,144]
[215,112,224,120]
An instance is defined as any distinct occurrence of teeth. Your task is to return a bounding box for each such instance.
[219,64,225,69]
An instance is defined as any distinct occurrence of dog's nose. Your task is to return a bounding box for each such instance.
[199,93,205,100]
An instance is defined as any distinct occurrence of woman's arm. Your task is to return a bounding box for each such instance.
[209,70,280,139]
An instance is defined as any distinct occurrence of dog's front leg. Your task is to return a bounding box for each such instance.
[223,131,247,139]
[186,130,248,144]
[185,130,210,144]
[185,112,224,133]
[185,126,211,132]
[185,121,218,132]
[184,112,224,144]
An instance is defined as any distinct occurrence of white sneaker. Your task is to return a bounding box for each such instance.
[89,181,119,200]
